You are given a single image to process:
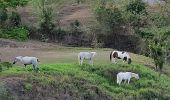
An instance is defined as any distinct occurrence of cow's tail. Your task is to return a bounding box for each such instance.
[110,51,113,61]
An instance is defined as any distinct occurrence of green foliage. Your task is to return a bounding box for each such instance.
[149,13,170,27]
[0,62,12,72]
[9,11,21,27]
[0,27,29,41]
[0,83,11,100]
[126,0,146,15]
[70,20,82,36]
[149,42,164,71]
[0,64,2,72]
[138,26,170,71]
[0,8,8,27]
[2,63,170,99]
[0,0,28,9]
[135,29,154,39]
[39,0,55,41]
[95,6,123,29]
[24,83,32,92]
[1,62,12,69]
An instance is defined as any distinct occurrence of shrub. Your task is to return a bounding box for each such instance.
[1,62,12,69]
[0,27,29,41]
[24,83,32,92]
[0,8,8,28]
[0,64,2,72]
[0,83,11,100]
[9,27,29,41]
[9,11,21,27]
[39,0,55,41]
[126,0,146,15]
[138,88,159,99]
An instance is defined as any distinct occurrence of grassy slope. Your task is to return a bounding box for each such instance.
[1,62,170,99]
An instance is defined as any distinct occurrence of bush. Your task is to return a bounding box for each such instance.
[0,64,2,72]
[9,11,21,27]
[24,83,32,92]
[0,61,13,72]
[126,0,146,15]
[138,88,160,99]
[0,8,8,28]
[0,83,11,100]
[39,0,55,41]
[0,27,29,41]
[1,62,12,69]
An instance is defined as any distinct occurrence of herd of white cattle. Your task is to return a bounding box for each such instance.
[12,50,139,85]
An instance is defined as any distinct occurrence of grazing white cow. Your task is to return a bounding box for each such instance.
[78,52,96,65]
[13,56,40,71]
[110,50,132,64]
[117,72,139,85]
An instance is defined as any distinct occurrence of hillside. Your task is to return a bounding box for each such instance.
[17,0,96,28]
[1,63,170,99]
[0,45,170,99]
[0,0,170,99]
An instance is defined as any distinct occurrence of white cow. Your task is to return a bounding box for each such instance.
[117,72,139,85]
[78,52,96,66]
[13,56,40,71]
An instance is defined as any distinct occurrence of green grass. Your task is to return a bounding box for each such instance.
[1,63,170,99]
[0,47,170,99]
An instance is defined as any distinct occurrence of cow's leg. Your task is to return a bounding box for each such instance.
[80,58,83,65]
[123,57,127,63]
[128,78,131,84]
[119,79,122,85]
[155,63,158,71]
[33,64,36,71]
[124,79,127,84]
[112,58,116,63]
[90,59,93,66]
[23,64,28,71]
[89,57,93,65]
[79,56,81,65]
[24,64,27,68]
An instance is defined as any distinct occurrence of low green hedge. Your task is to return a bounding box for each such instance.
[0,27,29,41]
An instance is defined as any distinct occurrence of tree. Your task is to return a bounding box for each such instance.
[9,11,21,27]
[39,0,55,41]
[70,20,82,37]
[126,0,146,15]
[0,0,28,28]
[95,6,123,30]
[138,26,170,74]
[0,8,8,28]
[125,0,148,30]
[0,0,28,8]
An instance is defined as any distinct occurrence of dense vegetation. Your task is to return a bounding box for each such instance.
[1,0,169,53]
[0,0,29,41]
[0,0,169,52]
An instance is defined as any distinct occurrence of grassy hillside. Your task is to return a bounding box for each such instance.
[1,62,170,99]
